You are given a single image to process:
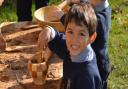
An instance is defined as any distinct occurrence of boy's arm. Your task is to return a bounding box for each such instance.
[48,28,68,59]
[37,26,53,51]
[37,26,68,59]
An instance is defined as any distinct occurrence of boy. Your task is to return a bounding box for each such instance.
[67,0,111,89]
[38,3,102,89]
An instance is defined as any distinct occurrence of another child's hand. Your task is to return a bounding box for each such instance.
[37,26,52,51]
[0,0,4,6]
[51,7,64,20]
[68,0,80,4]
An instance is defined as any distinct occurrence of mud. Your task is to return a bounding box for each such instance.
[0,22,63,89]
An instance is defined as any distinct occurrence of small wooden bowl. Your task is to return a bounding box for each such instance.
[28,60,48,85]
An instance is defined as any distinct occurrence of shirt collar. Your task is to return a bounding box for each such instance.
[70,44,94,62]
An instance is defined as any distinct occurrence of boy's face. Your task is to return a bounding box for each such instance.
[65,21,90,56]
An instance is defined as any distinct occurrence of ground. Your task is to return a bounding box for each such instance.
[0,22,63,89]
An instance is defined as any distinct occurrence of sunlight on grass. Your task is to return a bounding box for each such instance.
[108,0,128,89]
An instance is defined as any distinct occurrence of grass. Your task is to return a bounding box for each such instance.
[108,0,128,88]
[0,2,17,22]
[109,0,128,89]
[0,0,128,89]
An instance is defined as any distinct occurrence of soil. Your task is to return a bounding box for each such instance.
[0,22,63,89]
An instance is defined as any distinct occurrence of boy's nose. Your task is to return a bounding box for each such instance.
[72,35,79,44]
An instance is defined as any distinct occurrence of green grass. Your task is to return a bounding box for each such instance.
[0,0,128,89]
[0,2,17,23]
[108,0,128,89]
[49,0,61,5]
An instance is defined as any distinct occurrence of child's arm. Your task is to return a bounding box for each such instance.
[37,26,68,59]
[57,0,88,25]
[0,0,4,6]
[67,0,87,4]
[50,0,81,21]
[48,29,68,59]
[37,26,54,51]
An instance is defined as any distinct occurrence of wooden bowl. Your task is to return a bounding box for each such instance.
[28,60,48,85]
[28,46,52,85]
[34,5,65,32]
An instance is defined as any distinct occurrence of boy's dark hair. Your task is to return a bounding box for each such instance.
[64,2,97,37]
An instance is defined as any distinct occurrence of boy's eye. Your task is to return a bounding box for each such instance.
[67,31,73,34]
[80,32,85,36]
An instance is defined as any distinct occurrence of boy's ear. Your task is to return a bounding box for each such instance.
[89,32,97,43]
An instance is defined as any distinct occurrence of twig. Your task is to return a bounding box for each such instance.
[15,74,27,89]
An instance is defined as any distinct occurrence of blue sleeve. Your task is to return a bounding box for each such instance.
[48,30,68,59]
[91,7,111,81]
[92,7,111,49]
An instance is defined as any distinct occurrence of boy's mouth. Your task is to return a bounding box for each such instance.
[70,44,79,50]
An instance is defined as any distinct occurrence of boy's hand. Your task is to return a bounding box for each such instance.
[37,26,52,51]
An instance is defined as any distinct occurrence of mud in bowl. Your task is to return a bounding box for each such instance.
[28,59,48,85]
